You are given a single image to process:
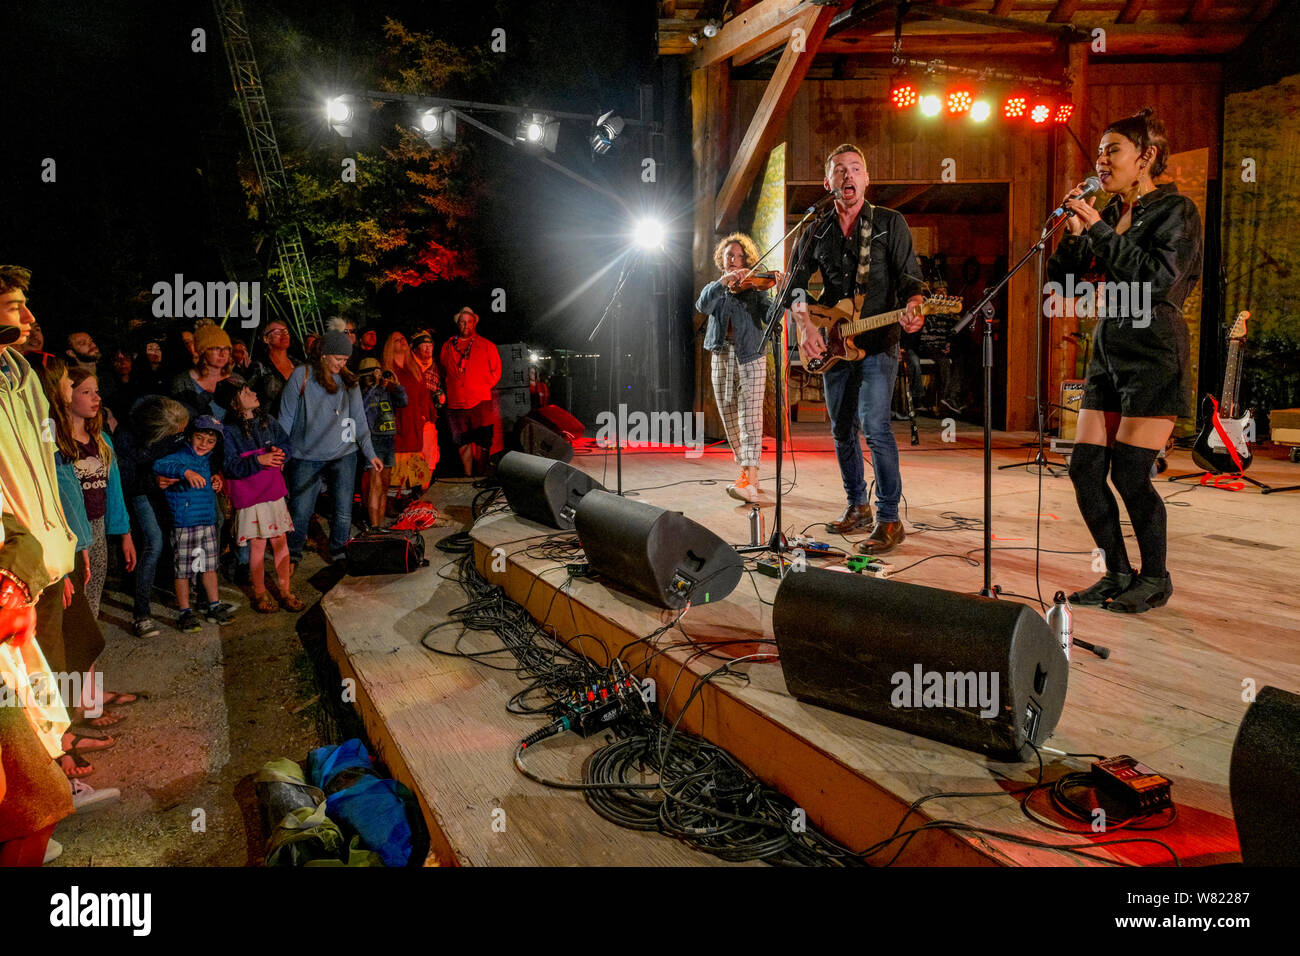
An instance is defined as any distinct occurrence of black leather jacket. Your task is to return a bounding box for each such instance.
[1047,183,1202,330]
[787,203,928,357]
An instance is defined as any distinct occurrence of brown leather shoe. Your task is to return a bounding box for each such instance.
[855,521,905,555]
[829,502,873,535]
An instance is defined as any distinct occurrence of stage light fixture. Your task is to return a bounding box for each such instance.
[632,217,665,251]
[946,89,973,114]
[970,100,992,123]
[702,19,721,38]
[1003,95,1027,120]
[326,95,363,139]
[416,107,457,148]
[591,110,625,155]
[889,80,918,109]
[1030,103,1051,125]
[516,112,559,153]
[1054,102,1074,125]
[919,94,942,118]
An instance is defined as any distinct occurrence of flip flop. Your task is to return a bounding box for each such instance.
[65,732,116,753]
[57,751,94,780]
[76,710,127,730]
[101,690,148,706]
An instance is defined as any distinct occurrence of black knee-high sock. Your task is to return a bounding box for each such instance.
[1069,442,1132,575]
[1110,441,1166,578]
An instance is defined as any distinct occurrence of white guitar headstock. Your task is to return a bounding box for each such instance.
[1228,311,1249,342]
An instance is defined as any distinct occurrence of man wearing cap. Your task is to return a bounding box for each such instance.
[439,308,501,476]
[278,329,383,564]
[358,358,408,528]
[171,322,233,421]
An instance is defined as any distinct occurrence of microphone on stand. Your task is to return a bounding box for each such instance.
[806,187,842,214]
[1050,176,1103,219]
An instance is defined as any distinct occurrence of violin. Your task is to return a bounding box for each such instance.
[723,270,781,292]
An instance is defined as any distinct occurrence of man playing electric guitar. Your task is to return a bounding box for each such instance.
[789,144,926,555]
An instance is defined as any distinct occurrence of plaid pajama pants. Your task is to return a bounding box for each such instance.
[710,345,766,467]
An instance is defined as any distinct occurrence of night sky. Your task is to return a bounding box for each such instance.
[4,0,677,415]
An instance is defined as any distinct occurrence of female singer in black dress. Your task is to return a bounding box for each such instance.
[1048,109,1203,613]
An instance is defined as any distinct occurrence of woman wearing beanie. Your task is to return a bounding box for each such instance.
[170,321,232,421]
[278,330,384,565]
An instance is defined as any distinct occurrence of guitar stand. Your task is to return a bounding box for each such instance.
[1167,471,1300,495]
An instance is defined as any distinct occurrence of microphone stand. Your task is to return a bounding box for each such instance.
[588,252,640,495]
[952,209,1072,597]
[733,199,832,569]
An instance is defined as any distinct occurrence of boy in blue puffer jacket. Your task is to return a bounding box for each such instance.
[153,415,235,632]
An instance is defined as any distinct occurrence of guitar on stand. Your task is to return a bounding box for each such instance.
[796,294,963,374]
[1168,311,1296,492]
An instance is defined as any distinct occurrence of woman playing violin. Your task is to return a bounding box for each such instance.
[695,232,781,504]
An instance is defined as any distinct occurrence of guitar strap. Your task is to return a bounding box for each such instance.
[852,202,876,307]
[1208,394,1246,473]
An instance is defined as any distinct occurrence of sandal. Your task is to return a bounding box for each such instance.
[101,690,147,707]
[76,710,126,730]
[57,751,94,780]
[64,732,115,753]
[1104,572,1173,614]
[252,591,279,614]
[278,590,305,612]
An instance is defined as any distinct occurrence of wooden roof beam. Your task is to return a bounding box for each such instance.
[1116,0,1145,24]
[1183,0,1215,22]
[907,3,1091,42]
[991,0,1015,15]
[1047,0,1081,23]
[691,0,835,69]
[713,6,835,230]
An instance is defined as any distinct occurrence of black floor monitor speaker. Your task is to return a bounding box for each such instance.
[517,414,574,462]
[497,451,603,530]
[574,491,743,609]
[1230,685,1300,865]
[773,567,1068,761]
[532,404,585,439]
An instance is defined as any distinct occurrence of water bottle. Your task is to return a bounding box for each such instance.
[749,506,763,546]
[1046,590,1072,660]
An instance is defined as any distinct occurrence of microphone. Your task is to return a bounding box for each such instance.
[1051,176,1102,219]
[807,188,842,214]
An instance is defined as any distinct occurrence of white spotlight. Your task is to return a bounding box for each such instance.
[633,218,666,250]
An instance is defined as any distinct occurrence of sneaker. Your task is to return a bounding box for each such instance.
[204,602,236,625]
[176,610,203,633]
[726,472,760,504]
[133,618,161,638]
[71,779,121,814]
[43,837,63,864]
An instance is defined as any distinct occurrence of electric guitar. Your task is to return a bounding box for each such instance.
[797,295,963,374]
[1191,311,1254,474]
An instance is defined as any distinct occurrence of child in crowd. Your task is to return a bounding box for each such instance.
[153,416,235,632]
[358,357,407,528]
[215,376,303,613]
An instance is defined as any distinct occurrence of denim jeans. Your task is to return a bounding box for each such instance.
[130,493,166,620]
[286,453,358,560]
[820,346,902,522]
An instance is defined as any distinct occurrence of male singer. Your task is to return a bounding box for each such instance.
[788,145,926,555]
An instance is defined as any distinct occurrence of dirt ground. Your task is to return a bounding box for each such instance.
[48,534,370,866]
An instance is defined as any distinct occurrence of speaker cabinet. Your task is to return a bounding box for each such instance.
[531,404,585,439]
[1230,685,1300,865]
[574,491,743,609]
[773,567,1067,761]
[497,452,603,530]
[517,414,574,462]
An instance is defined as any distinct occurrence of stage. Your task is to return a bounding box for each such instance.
[323,419,1300,866]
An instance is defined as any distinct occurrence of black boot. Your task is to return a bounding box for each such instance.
[1104,572,1173,614]
[1067,571,1134,607]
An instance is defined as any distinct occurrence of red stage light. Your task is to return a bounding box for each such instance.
[1030,103,1051,124]
[947,89,973,114]
[1004,95,1027,119]
[890,82,918,109]
[1054,102,1074,124]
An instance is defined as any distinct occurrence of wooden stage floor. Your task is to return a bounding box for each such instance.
[324,420,1300,866]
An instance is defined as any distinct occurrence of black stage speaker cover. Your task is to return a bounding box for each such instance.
[574,490,743,609]
[1230,685,1300,865]
[517,414,574,462]
[773,567,1067,761]
[497,451,603,530]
